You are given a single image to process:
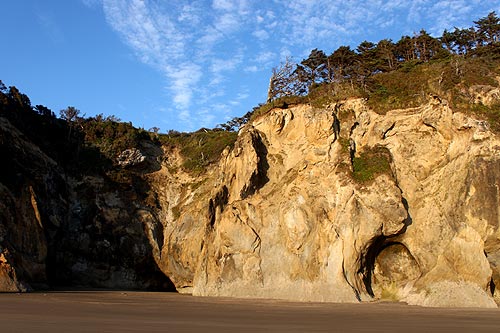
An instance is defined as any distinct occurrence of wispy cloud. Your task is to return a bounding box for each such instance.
[210,55,243,74]
[167,63,202,109]
[254,51,276,66]
[96,0,500,130]
[244,65,259,73]
[36,10,64,44]
[101,0,255,128]
[103,0,196,123]
[253,29,269,41]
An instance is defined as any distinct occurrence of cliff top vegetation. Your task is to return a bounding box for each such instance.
[1,12,499,175]
[252,11,500,127]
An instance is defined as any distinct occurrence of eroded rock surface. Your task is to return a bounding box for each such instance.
[159,99,500,308]
[2,95,500,308]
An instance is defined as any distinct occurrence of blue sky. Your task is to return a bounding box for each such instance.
[1,1,499,132]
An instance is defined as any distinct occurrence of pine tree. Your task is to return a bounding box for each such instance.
[296,49,328,87]
[328,46,357,82]
[474,11,500,45]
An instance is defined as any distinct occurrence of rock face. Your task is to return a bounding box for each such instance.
[186,105,409,303]
[0,117,173,292]
[2,95,500,308]
[159,98,500,308]
[117,148,146,167]
[468,77,500,107]
[0,117,62,291]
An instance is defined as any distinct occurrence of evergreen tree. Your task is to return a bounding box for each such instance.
[60,106,81,122]
[267,57,307,101]
[296,49,328,87]
[395,36,416,61]
[474,11,500,45]
[414,29,443,61]
[356,41,378,83]
[375,39,396,71]
[452,27,477,55]
[440,29,457,53]
[328,46,357,82]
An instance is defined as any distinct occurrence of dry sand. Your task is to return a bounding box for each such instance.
[0,291,499,332]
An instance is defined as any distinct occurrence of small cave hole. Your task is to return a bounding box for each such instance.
[360,239,420,299]
[489,277,496,296]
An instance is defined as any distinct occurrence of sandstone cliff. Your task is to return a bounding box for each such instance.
[155,97,500,308]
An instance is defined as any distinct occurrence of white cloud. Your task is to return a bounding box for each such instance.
[196,108,216,127]
[103,0,185,65]
[237,92,249,100]
[178,4,202,25]
[167,62,202,110]
[214,13,241,33]
[244,65,259,73]
[210,55,243,73]
[254,51,276,65]
[178,109,192,123]
[253,29,269,40]
[212,0,234,11]
[36,11,64,44]
[228,91,249,106]
[103,0,197,122]
[210,102,232,115]
[98,0,500,130]
[196,26,224,58]
[81,0,102,8]
[265,10,275,20]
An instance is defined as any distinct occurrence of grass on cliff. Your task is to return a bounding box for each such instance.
[250,82,363,121]
[160,129,238,174]
[365,55,500,115]
[351,146,393,183]
[82,117,238,175]
[250,95,307,121]
[365,55,500,132]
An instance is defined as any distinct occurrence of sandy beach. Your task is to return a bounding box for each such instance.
[0,291,499,332]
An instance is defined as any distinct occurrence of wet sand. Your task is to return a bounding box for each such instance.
[0,291,499,332]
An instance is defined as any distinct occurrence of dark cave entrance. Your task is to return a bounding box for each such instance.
[360,238,421,299]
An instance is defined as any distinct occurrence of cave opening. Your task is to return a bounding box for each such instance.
[360,240,421,300]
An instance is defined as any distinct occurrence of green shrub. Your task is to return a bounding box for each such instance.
[338,137,350,155]
[160,130,238,174]
[467,103,500,132]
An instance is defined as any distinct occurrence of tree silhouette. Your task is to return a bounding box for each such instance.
[474,11,500,45]
[267,57,307,102]
[60,106,83,140]
[60,106,81,122]
[295,49,328,87]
